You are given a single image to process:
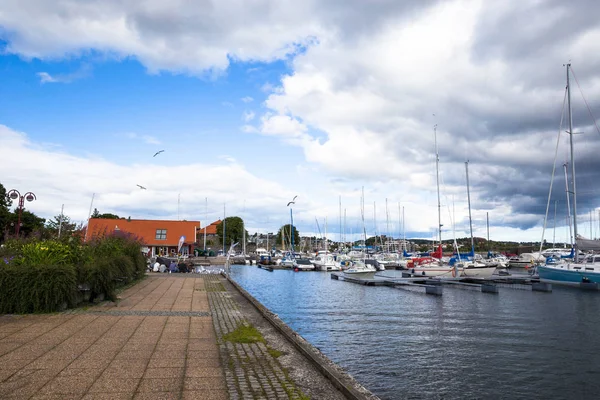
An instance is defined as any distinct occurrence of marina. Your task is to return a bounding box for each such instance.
[230,265,600,399]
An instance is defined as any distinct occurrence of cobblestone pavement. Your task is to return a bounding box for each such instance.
[204,275,309,400]
[0,274,332,400]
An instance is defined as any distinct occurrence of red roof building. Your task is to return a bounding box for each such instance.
[86,218,201,257]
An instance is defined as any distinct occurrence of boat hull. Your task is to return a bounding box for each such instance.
[343,271,377,279]
[538,265,600,284]
[461,266,497,278]
[412,267,460,277]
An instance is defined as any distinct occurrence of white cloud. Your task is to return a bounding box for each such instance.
[125,132,161,145]
[0,125,302,232]
[221,101,234,108]
[36,64,91,84]
[241,96,254,103]
[242,111,255,122]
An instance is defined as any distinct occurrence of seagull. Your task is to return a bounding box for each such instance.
[136,184,147,190]
[153,150,165,157]
[287,195,298,207]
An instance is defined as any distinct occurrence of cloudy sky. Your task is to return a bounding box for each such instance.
[2,0,600,244]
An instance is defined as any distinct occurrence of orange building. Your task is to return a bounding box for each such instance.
[86,218,201,257]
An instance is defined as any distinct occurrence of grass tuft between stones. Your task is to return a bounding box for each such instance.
[222,323,265,344]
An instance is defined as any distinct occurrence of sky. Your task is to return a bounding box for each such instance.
[2,0,600,244]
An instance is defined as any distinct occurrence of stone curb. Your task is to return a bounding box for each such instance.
[224,273,380,400]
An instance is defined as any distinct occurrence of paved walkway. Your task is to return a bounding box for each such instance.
[0,274,325,399]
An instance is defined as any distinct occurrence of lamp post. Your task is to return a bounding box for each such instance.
[287,196,298,254]
[6,189,36,236]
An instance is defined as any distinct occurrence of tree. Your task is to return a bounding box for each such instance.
[276,224,300,250]
[216,217,247,248]
[0,183,12,241]
[45,213,77,238]
[8,209,45,238]
[91,208,120,219]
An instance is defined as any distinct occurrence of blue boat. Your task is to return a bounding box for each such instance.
[538,64,600,287]
[538,260,600,285]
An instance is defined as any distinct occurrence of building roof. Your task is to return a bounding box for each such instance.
[198,219,221,235]
[86,218,200,246]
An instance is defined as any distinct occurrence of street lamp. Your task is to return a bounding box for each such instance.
[6,189,36,236]
[287,196,298,254]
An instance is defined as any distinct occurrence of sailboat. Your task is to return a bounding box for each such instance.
[538,64,600,285]
[458,161,497,278]
[412,124,462,277]
[343,187,377,279]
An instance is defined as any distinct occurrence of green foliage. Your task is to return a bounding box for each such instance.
[0,231,146,312]
[12,240,74,267]
[45,213,77,238]
[79,255,134,301]
[0,263,77,313]
[276,224,300,249]
[216,216,247,247]
[90,208,121,219]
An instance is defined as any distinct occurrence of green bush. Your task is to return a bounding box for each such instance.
[0,232,146,313]
[0,263,77,313]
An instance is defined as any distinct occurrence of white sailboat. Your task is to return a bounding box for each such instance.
[538,63,600,285]
[412,124,462,277]
[344,187,377,279]
[459,161,497,278]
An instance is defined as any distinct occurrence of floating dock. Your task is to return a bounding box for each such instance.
[331,272,555,295]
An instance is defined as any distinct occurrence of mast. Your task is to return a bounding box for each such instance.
[402,206,406,252]
[84,193,95,242]
[385,198,390,253]
[563,163,574,248]
[373,201,377,251]
[58,204,64,238]
[465,161,475,255]
[567,63,579,261]
[339,195,342,249]
[553,200,557,249]
[434,124,443,249]
[361,186,367,262]
[486,211,490,257]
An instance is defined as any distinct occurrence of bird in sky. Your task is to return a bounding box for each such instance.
[136,184,147,190]
[153,150,165,157]
[287,195,298,206]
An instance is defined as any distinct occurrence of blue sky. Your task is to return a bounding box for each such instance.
[2,0,600,244]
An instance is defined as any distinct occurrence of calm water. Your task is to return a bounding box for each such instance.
[230,266,600,400]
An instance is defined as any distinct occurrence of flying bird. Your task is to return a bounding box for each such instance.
[287,195,298,207]
[153,150,165,157]
[136,184,147,190]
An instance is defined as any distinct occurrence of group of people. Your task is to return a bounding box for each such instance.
[150,258,196,273]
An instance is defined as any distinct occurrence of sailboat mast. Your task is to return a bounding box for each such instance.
[339,195,342,248]
[563,163,574,247]
[553,200,557,249]
[385,198,390,252]
[567,63,579,261]
[434,124,442,248]
[465,161,475,254]
[486,211,490,255]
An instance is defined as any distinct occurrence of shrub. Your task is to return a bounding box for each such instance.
[79,255,136,302]
[0,263,77,313]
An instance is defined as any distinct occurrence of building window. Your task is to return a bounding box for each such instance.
[155,229,167,240]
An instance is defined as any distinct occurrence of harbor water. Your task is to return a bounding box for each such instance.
[229,266,600,399]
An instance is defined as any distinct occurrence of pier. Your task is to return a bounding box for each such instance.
[331,272,554,295]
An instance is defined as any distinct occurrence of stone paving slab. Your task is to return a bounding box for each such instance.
[0,273,354,399]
